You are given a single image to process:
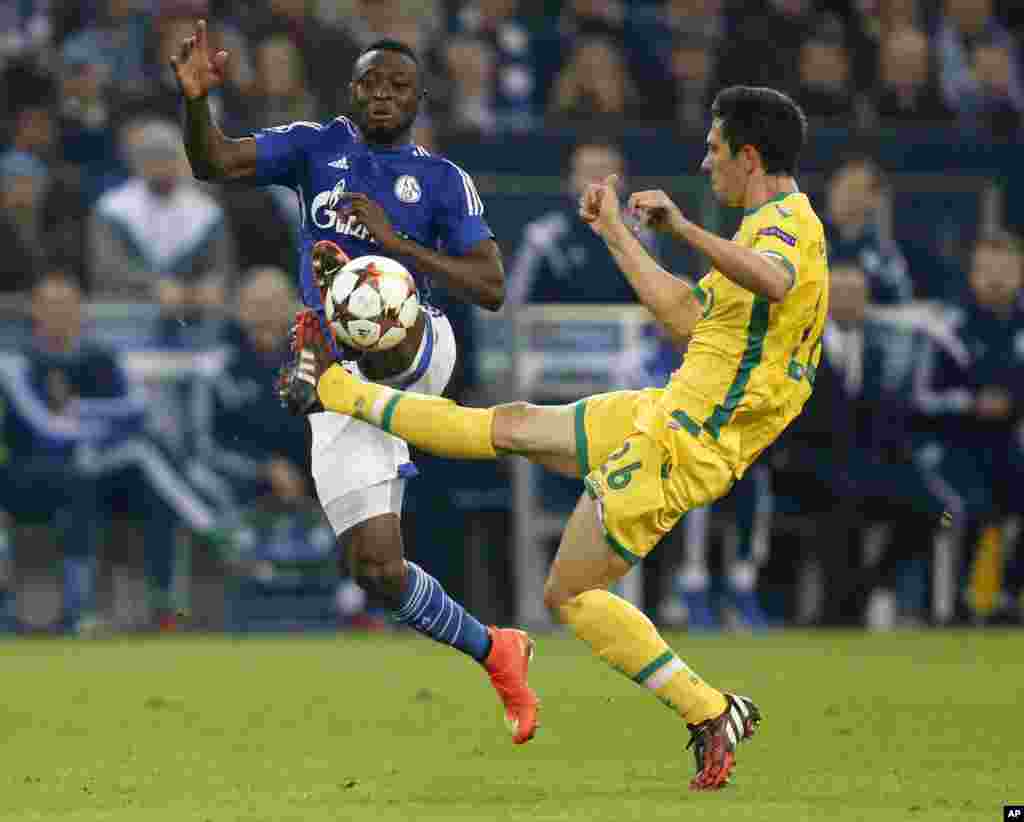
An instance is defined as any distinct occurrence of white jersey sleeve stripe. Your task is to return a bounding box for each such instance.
[444,159,484,216]
[463,168,484,215]
[332,115,359,137]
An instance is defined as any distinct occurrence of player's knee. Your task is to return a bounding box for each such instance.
[542,576,573,615]
[492,401,537,453]
[350,554,406,602]
[345,524,406,602]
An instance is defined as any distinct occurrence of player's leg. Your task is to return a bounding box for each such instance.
[675,505,719,631]
[308,352,649,468]
[43,460,102,633]
[0,507,12,632]
[913,440,993,622]
[544,419,759,789]
[724,465,772,629]
[78,435,223,628]
[316,315,538,742]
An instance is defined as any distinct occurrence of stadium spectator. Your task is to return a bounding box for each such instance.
[58,0,151,104]
[870,26,954,127]
[969,40,1023,137]
[547,37,650,129]
[911,229,1024,622]
[836,0,922,92]
[824,154,914,304]
[232,0,360,117]
[647,0,724,51]
[717,0,816,93]
[773,264,958,628]
[54,28,132,211]
[222,34,319,134]
[933,0,1024,125]
[87,119,236,320]
[343,0,443,52]
[617,0,723,100]
[189,266,307,511]
[2,98,56,165]
[441,37,496,139]
[793,18,859,126]
[122,1,244,125]
[0,150,47,293]
[557,0,626,43]
[666,34,716,133]
[508,139,654,305]
[0,272,222,633]
[0,1,52,68]
[450,0,538,133]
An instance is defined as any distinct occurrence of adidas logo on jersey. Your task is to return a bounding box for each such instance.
[328,156,350,170]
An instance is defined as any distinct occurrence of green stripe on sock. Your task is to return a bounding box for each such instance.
[574,400,590,478]
[633,650,676,685]
[380,393,403,433]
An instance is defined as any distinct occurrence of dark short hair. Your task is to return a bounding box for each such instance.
[358,39,421,69]
[710,86,807,176]
[975,227,1022,256]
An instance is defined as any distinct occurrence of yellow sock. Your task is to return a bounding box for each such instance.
[560,589,727,725]
[317,364,497,460]
[968,525,1003,616]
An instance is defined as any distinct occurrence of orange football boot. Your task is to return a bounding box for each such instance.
[484,627,540,744]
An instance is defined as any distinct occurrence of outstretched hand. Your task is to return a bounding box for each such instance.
[169,19,229,100]
[578,174,624,238]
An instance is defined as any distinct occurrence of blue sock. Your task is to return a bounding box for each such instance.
[394,562,492,662]
[0,527,12,629]
[62,556,95,624]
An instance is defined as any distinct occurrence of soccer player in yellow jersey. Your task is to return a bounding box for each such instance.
[282,86,828,790]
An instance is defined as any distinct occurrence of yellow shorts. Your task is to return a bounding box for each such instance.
[575,390,735,565]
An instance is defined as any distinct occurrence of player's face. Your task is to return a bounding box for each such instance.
[969,244,1023,311]
[350,50,421,145]
[701,121,745,208]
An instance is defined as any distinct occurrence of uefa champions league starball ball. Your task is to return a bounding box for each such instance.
[324,255,420,352]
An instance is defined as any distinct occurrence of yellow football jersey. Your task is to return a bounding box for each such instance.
[650,191,829,476]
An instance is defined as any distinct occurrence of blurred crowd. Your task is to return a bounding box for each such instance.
[0,0,1022,633]
[1,0,1023,298]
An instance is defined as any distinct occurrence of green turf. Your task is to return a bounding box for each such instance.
[0,630,1019,821]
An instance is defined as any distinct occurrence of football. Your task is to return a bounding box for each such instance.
[324,253,420,352]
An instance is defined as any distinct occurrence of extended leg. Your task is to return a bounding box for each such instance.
[544,491,729,726]
[544,490,759,790]
[314,362,579,463]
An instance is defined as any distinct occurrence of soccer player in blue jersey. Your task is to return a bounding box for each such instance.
[170,21,538,743]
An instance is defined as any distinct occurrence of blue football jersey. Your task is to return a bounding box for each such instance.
[252,115,494,314]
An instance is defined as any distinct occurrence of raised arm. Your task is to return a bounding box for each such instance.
[628,189,793,303]
[170,19,257,181]
[580,176,701,346]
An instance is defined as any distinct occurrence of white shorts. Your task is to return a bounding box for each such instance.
[312,310,456,536]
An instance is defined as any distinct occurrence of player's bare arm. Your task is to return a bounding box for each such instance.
[170,19,257,181]
[338,191,505,311]
[581,176,700,346]
[629,189,793,303]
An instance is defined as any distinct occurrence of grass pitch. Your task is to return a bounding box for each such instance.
[0,630,1018,821]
